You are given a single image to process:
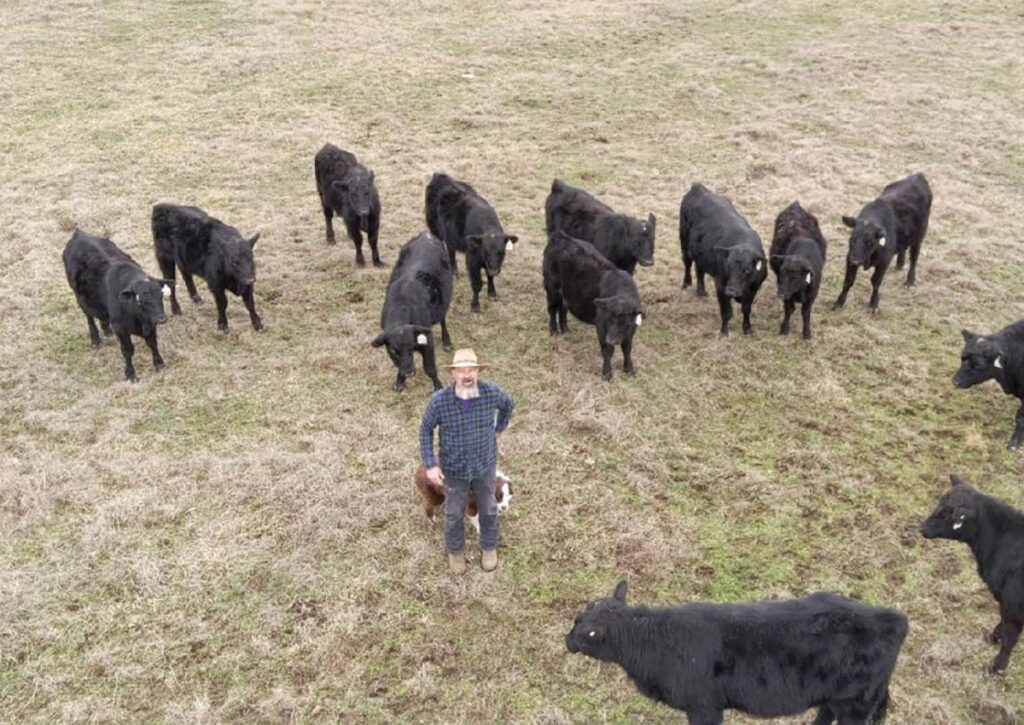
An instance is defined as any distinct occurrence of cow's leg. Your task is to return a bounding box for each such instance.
[801,300,814,340]
[156,253,181,315]
[440,316,453,352]
[486,272,498,301]
[1009,403,1024,450]
[242,286,263,331]
[144,330,165,371]
[989,621,1005,645]
[212,288,229,331]
[685,711,723,725]
[989,616,1022,674]
[181,268,203,305]
[84,314,101,347]
[896,246,906,270]
[833,262,857,310]
[547,288,566,335]
[696,266,708,297]
[99,318,112,336]
[558,303,568,334]
[740,294,754,335]
[868,264,888,314]
[682,250,693,288]
[621,334,635,377]
[905,240,922,287]
[367,213,384,267]
[468,260,484,313]
[116,332,137,382]
[322,203,336,244]
[344,217,365,267]
[448,246,459,278]
[716,289,733,337]
[422,346,443,391]
[780,299,794,336]
[393,372,407,392]
[599,334,614,381]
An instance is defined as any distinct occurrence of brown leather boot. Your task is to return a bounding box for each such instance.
[449,552,466,575]
[481,549,498,572]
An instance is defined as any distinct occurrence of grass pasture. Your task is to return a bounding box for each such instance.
[2,0,1024,722]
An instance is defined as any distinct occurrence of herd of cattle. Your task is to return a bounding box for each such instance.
[59,143,1024,722]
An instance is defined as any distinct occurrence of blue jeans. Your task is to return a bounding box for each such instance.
[444,470,498,553]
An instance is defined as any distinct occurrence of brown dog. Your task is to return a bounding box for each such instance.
[414,464,513,533]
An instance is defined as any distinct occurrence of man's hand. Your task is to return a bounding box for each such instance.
[426,466,445,487]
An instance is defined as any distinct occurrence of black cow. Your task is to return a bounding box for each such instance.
[769,201,827,340]
[372,232,453,392]
[680,183,768,336]
[545,179,655,275]
[833,172,932,313]
[314,143,383,267]
[62,229,170,381]
[922,475,1024,674]
[567,580,908,725]
[543,230,644,381]
[151,204,263,332]
[954,321,1024,450]
[424,173,518,312]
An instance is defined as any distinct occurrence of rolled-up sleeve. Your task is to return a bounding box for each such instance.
[494,387,516,434]
[419,396,440,468]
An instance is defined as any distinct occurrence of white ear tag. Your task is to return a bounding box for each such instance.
[506,240,513,252]
[588,631,596,637]
[952,521,963,530]
[252,241,258,252]
[878,236,886,247]
[805,273,812,285]
[995,356,1003,369]
[755,260,762,272]
[162,284,171,298]
[634,313,642,326]
[416,334,428,345]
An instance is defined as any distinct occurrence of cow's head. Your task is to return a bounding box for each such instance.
[954,330,1005,388]
[716,247,766,300]
[467,232,518,277]
[226,233,259,295]
[120,277,171,326]
[633,213,656,267]
[372,324,432,380]
[566,580,628,660]
[921,475,980,541]
[771,254,815,301]
[594,294,643,346]
[333,167,376,221]
[842,214,887,269]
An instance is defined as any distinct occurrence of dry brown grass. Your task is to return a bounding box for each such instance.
[2,0,1024,722]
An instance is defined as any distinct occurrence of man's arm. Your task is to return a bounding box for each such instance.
[494,386,516,434]
[419,396,440,468]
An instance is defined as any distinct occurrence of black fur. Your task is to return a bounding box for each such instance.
[543,230,644,381]
[424,173,517,312]
[833,172,932,313]
[63,229,169,381]
[954,322,1024,450]
[567,580,907,725]
[314,143,383,267]
[922,475,1024,673]
[769,201,827,340]
[545,179,655,275]
[372,232,453,392]
[680,183,768,337]
[151,204,262,332]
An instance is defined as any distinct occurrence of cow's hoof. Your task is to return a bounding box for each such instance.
[356,258,366,268]
[90,338,102,348]
[252,321,264,332]
[602,372,614,382]
[697,289,708,298]
[1008,441,1021,452]
[718,331,730,339]
[987,660,1006,676]
[779,327,790,336]
[742,327,753,336]
[443,344,453,352]
[171,306,182,316]
[803,332,813,341]
[869,307,880,315]
[373,260,386,268]
[470,305,481,314]
[832,301,844,311]
[624,368,636,377]
[154,361,165,372]
[393,382,406,393]
[191,297,204,305]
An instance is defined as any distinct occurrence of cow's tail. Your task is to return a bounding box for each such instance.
[870,688,890,724]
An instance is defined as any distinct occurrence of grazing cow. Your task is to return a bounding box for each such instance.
[954,322,1024,450]
[833,172,932,313]
[424,173,518,312]
[566,580,908,725]
[543,230,644,381]
[314,143,383,267]
[372,232,453,392]
[62,229,170,381]
[414,464,513,534]
[680,183,768,336]
[922,475,1024,674]
[769,201,827,340]
[151,204,263,332]
[545,179,655,275]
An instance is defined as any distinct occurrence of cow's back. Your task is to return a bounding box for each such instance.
[385,232,452,325]
[682,185,760,274]
[546,180,612,239]
[63,231,121,314]
[544,232,615,323]
[152,203,214,271]
[425,174,477,250]
[881,172,932,245]
[314,143,358,190]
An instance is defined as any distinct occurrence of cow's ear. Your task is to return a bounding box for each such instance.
[950,474,967,488]
[368,170,374,183]
[120,287,135,300]
[613,580,628,603]
[841,215,857,228]
[504,235,518,245]
[645,213,656,232]
[371,332,388,348]
[960,329,977,343]
[248,233,260,251]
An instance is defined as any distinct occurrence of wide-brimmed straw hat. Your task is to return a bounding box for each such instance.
[443,348,489,370]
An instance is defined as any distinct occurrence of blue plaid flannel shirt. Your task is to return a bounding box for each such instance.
[419,381,515,479]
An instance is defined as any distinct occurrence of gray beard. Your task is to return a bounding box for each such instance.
[454,384,480,400]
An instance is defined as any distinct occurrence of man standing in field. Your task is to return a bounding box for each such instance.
[420,348,515,574]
